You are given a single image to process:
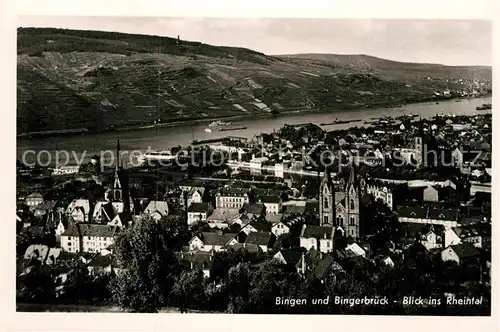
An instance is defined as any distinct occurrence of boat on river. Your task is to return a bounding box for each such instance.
[476,103,492,111]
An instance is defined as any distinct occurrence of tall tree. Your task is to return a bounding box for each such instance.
[110,217,181,312]
[171,269,206,312]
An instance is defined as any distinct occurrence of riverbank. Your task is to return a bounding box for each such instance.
[17,94,488,139]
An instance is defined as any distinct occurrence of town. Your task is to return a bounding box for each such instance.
[16,110,492,314]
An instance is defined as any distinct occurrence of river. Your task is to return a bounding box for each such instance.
[17,97,492,166]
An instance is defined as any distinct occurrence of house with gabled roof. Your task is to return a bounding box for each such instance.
[188,231,238,252]
[239,218,271,235]
[60,223,118,254]
[65,199,91,223]
[299,225,334,253]
[87,254,113,276]
[244,232,275,252]
[184,187,205,207]
[271,220,290,237]
[224,242,263,255]
[260,195,282,215]
[273,247,306,266]
[206,208,241,229]
[187,202,214,225]
[143,200,169,221]
[32,200,58,217]
[181,251,214,278]
[108,211,133,228]
[441,242,480,265]
[241,202,266,219]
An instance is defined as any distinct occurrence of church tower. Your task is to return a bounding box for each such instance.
[344,164,361,239]
[319,168,335,226]
[112,138,131,212]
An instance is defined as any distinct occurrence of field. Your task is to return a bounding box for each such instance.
[17,28,492,134]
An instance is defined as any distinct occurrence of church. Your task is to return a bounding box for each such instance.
[102,139,133,215]
[319,165,363,239]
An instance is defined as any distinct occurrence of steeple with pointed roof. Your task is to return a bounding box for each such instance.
[112,137,130,212]
[319,167,335,227]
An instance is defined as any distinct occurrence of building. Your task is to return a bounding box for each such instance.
[52,165,80,176]
[25,192,44,207]
[65,199,91,223]
[366,185,393,210]
[319,165,362,239]
[215,187,249,209]
[92,201,133,223]
[188,232,238,252]
[185,187,205,207]
[260,195,282,214]
[143,200,169,221]
[32,200,58,217]
[397,204,460,228]
[271,221,290,237]
[423,186,440,202]
[299,225,334,253]
[273,247,306,266]
[401,223,444,250]
[206,208,241,229]
[187,202,214,225]
[60,223,118,253]
[444,227,462,247]
[441,243,480,265]
[243,232,275,252]
[104,139,132,212]
[241,202,266,219]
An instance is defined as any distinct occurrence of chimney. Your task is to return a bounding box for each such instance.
[190,261,193,270]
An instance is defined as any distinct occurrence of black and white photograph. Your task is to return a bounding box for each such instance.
[12,11,493,318]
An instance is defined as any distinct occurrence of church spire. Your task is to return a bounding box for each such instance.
[346,163,357,191]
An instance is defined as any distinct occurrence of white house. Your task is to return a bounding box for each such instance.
[381,256,395,268]
[299,225,334,253]
[271,221,290,237]
[187,203,213,226]
[188,232,238,252]
[143,200,169,221]
[215,187,249,209]
[25,192,44,207]
[206,208,241,229]
[444,227,462,247]
[60,223,117,254]
[345,242,368,258]
[65,199,91,223]
[366,185,394,210]
[184,187,205,207]
[420,230,442,250]
[92,201,131,223]
[261,195,282,215]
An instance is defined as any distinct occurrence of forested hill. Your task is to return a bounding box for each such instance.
[17,28,492,134]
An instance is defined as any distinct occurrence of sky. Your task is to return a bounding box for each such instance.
[18,16,492,66]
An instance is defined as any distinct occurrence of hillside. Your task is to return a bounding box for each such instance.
[17,28,492,134]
